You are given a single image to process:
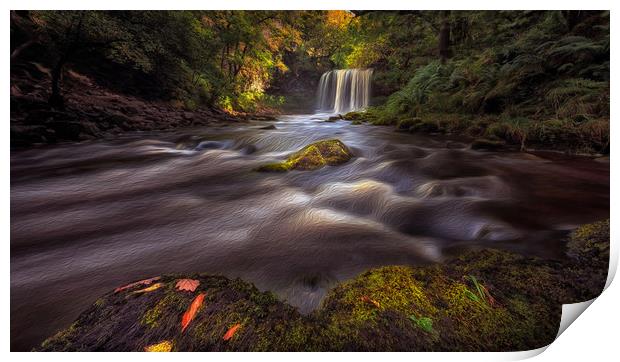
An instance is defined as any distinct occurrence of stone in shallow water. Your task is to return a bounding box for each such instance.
[470,138,505,151]
[257,139,353,172]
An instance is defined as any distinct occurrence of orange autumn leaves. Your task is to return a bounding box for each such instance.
[179,294,242,340]
[132,283,164,294]
[181,293,206,332]
[176,278,200,292]
[223,323,242,341]
[361,295,381,309]
[114,276,160,293]
[178,279,204,333]
[114,277,242,349]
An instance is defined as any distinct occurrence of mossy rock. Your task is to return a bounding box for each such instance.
[565,219,610,299]
[396,117,422,131]
[257,139,353,172]
[471,138,506,151]
[326,115,342,122]
[38,274,311,352]
[315,256,564,351]
[343,112,364,121]
[567,219,609,263]
[351,120,362,125]
[37,220,609,351]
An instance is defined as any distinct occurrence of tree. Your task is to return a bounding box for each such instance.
[438,10,451,63]
[35,11,131,109]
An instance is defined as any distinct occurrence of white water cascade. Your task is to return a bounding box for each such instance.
[316,69,373,114]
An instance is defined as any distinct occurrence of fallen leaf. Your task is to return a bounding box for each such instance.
[409,315,434,333]
[132,283,164,294]
[114,276,160,293]
[360,295,381,308]
[480,284,497,306]
[181,293,206,332]
[176,279,200,292]
[223,323,242,341]
[144,340,173,352]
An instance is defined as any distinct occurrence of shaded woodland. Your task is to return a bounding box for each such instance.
[11,10,609,152]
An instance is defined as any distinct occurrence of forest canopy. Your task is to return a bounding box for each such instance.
[11,10,609,153]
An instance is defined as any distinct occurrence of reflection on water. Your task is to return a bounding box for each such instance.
[10,114,609,350]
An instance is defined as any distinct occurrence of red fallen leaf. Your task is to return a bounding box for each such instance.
[223,323,242,341]
[361,295,381,308]
[181,293,206,332]
[480,284,498,307]
[176,279,200,292]
[114,276,160,293]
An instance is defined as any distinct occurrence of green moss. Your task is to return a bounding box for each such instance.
[256,139,353,172]
[437,280,514,350]
[38,220,609,352]
[409,315,434,333]
[39,322,79,351]
[567,219,609,262]
[343,111,364,120]
[141,291,188,329]
[255,162,290,172]
[325,266,437,323]
[564,219,610,299]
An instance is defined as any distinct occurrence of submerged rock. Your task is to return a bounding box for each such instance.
[37,219,609,351]
[326,115,343,122]
[342,111,364,121]
[174,135,209,150]
[259,124,277,130]
[471,138,506,151]
[257,139,353,172]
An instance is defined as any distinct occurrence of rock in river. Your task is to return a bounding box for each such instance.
[257,139,353,172]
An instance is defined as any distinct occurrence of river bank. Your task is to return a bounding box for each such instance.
[341,110,610,157]
[37,219,609,351]
[10,64,277,149]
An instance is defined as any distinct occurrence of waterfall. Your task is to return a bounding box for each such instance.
[316,69,373,113]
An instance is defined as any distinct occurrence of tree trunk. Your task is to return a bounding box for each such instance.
[562,10,586,31]
[49,56,66,110]
[438,11,451,63]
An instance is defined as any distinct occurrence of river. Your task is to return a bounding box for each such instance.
[10,114,609,350]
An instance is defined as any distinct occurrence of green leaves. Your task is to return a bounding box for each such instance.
[465,275,497,307]
[409,315,434,333]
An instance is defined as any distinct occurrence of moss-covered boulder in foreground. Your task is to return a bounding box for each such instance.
[39,275,311,352]
[257,139,353,172]
[38,219,609,352]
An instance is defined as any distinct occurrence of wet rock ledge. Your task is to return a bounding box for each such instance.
[38,220,609,352]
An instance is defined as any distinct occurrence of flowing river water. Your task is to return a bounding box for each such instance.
[10,114,609,350]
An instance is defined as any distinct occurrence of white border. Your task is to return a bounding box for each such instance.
[4,1,617,361]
